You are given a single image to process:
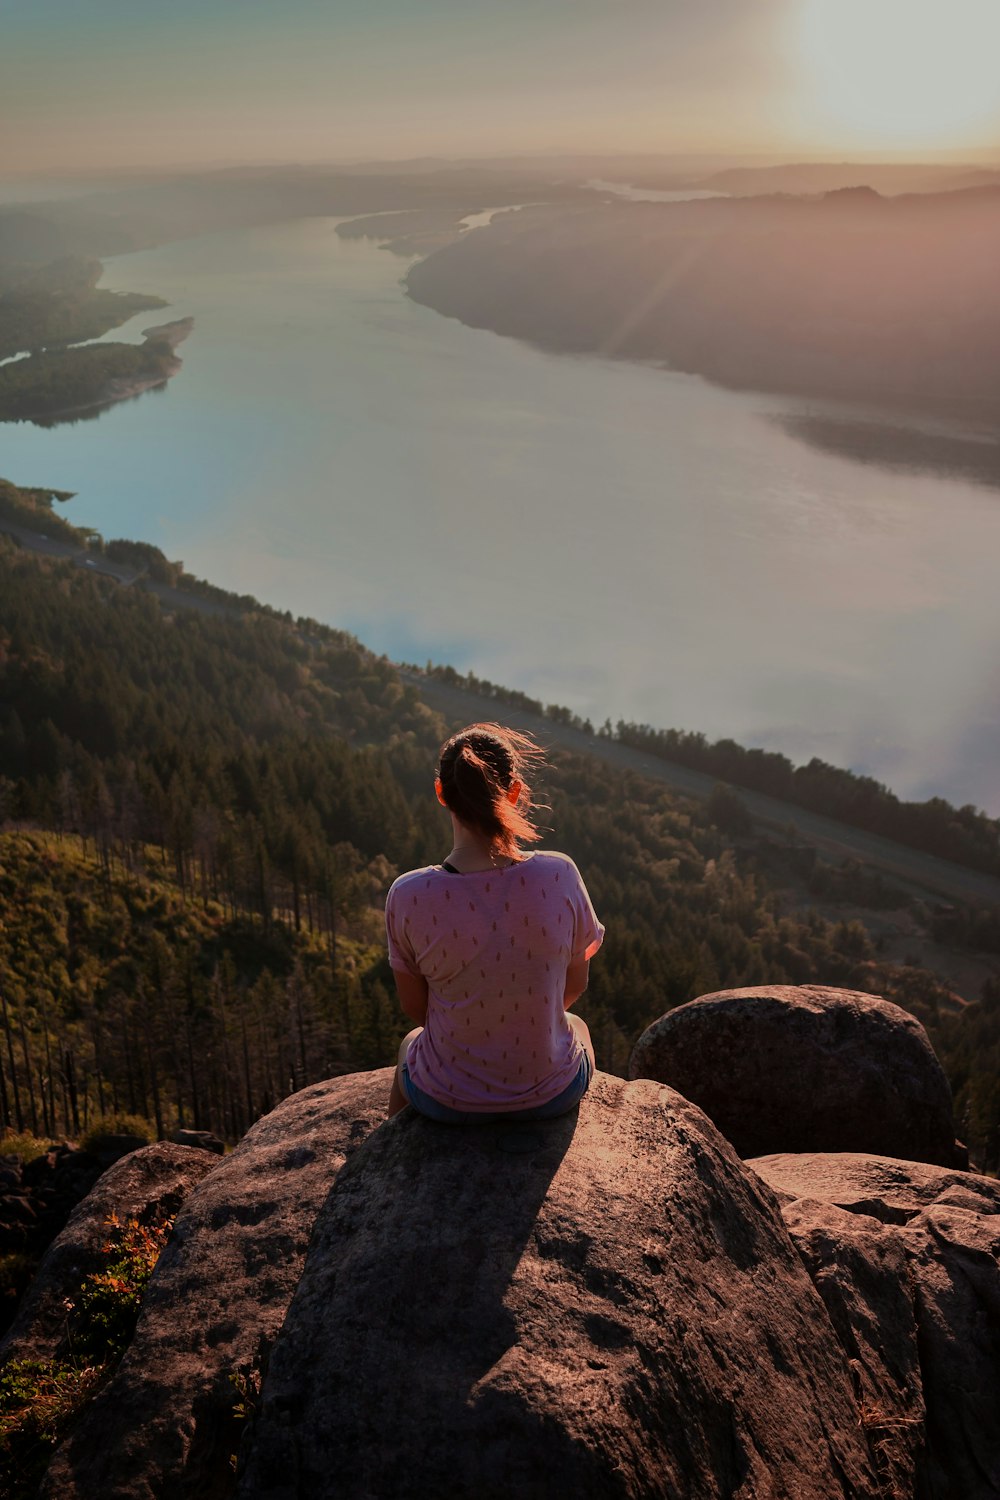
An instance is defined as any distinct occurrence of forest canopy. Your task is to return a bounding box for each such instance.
[0,255,164,361]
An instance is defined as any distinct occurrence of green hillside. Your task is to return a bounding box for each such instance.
[0,498,997,1173]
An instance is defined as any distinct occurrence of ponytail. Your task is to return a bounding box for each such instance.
[437,723,545,857]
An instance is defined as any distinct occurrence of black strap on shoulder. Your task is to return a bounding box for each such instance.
[442,861,460,874]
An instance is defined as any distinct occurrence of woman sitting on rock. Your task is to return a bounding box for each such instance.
[386,722,603,1121]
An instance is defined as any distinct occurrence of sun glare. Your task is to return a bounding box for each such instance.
[796,0,1000,146]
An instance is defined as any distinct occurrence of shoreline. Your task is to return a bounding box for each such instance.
[34,364,181,422]
[405,276,1000,443]
[47,317,193,418]
[138,317,194,352]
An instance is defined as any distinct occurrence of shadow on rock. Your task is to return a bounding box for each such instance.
[236,1074,876,1500]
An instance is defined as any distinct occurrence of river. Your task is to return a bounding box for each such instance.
[2,215,998,812]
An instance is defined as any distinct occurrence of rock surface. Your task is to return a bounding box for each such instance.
[628,985,959,1165]
[171,1128,225,1155]
[236,1073,877,1500]
[42,1063,996,1499]
[41,1069,392,1500]
[0,1142,217,1367]
[751,1152,1000,1500]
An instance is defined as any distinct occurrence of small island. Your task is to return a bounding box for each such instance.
[0,317,193,425]
[0,251,189,425]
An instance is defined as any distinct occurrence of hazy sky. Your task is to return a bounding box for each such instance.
[4,0,1000,174]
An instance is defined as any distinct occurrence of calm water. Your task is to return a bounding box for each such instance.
[3,217,999,813]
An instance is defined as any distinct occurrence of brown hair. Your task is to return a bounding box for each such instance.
[437,722,545,858]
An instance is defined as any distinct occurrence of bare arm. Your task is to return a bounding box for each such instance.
[563,956,590,1011]
[392,968,429,1026]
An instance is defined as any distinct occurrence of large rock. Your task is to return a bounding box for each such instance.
[751,1152,1000,1500]
[235,1073,878,1500]
[0,1142,217,1368]
[42,1069,392,1500]
[628,985,960,1165]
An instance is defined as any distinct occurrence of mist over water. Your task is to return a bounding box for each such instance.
[3,216,999,813]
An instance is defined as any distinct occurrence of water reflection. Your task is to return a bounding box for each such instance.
[777,413,1000,493]
[29,380,171,429]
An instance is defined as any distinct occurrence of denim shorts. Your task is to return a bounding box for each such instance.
[400,1049,593,1125]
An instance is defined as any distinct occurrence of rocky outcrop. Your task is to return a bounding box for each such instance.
[0,1142,215,1365]
[41,1069,392,1500]
[29,989,993,1498]
[38,1069,883,1500]
[751,1152,1000,1500]
[628,985,961,1165]
[235,1073,876,1500]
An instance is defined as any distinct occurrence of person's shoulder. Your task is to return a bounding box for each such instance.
[387,865,444,901]
[523,850,582,879]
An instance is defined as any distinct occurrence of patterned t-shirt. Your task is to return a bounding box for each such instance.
[385,850,604,1112]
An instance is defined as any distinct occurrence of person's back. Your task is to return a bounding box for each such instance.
[385,722,603,1122]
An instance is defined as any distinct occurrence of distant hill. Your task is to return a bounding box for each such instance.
[0,165,592,266]
[0,211,68,267]
[686,160,1000,197]
[406,186,1000,425]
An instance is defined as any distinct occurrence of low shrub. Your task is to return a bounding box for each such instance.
[80,1114,154,1154]
[0,1131,57,1165]
[0,1213,172,1498]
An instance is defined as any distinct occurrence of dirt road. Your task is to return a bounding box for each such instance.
[2,520,235,616]
[408,675,1000,909]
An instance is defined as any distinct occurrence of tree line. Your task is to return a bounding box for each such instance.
[422,662,1000,878]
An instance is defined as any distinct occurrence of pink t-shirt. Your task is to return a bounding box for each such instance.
[385,850,604,1112]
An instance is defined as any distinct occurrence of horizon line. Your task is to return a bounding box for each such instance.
[4,145,1000,182]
